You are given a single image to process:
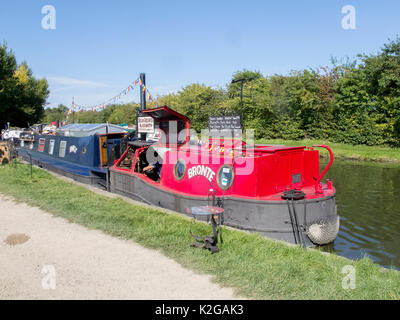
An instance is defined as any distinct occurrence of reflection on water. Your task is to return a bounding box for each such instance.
[320,160,400,270]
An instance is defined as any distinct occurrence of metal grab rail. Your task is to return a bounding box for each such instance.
[312,144,334,193]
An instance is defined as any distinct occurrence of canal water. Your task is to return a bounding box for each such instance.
[320,159,400,270]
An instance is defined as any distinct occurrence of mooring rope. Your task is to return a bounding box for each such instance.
[282,190,306,247]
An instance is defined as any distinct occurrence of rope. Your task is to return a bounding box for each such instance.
[282,189,306,247]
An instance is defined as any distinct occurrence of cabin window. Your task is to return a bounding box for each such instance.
[173,159,186,181]
[159,120,187,145]
[177,121,187,144]
[48,140,55,155]
[38,138,45,152]
[59,141,67,158]
[292,173,302,184]
[217,165,234,190]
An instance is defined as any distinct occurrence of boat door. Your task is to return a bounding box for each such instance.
[106,138,122,165]
[99,135,108,167]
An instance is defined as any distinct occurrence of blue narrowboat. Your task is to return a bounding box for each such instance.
[18,123,128,187]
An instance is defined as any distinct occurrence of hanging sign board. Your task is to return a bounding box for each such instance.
[209,115,241,131]
[138,116,154,133]
[209,115,242,138]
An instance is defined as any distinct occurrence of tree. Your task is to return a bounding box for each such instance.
[158,84,227,133]
[0,43,49,129]
[72,103,141,125]
[43,104,68,123]
[107,103,137,124]
[360,37,400,145]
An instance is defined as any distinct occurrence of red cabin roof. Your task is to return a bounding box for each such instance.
[142,106,189,122]
[142,106,190,146]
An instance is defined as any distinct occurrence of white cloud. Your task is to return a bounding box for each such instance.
[46,76,109,88]
[43,76,113,108]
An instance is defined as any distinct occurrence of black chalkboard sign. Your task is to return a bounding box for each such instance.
[209,115,242,131]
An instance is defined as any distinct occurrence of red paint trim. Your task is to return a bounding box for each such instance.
[110,166,335,201]
[312,144,334,193]
[113,146,129,167]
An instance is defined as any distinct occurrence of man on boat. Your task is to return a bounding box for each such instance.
[143,147,164,182]
[143,161,162,181]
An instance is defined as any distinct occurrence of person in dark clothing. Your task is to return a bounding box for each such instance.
[143,161,162,177]
[143,149,163,182]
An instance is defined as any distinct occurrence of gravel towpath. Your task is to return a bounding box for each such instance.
[0,195,240,300]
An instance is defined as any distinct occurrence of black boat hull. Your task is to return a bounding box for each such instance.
[110,169,339,247]
[18,149,106,187]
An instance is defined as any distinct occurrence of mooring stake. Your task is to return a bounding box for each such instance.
[28,153,32,179]
[106,167,110,192]
[12,145,18,168]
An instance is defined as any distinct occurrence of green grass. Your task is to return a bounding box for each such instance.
[256,138,400,163]
[0,163,399,299]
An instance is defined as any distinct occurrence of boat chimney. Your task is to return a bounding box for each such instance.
[137,73,147,141]
[140,73,146,111]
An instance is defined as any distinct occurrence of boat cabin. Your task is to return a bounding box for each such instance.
[17,123,129,186]
[114,106,190,182]
[109,106,338,247]
[112,106,331,201]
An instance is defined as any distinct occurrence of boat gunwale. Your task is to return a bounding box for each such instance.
[109,166,336,205]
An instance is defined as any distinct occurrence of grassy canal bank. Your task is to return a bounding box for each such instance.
[0,163,399,299]
[256,139,400,163]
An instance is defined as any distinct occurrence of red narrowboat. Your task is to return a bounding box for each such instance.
[110,106,339,247]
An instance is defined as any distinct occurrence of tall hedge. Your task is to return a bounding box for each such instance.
[49,38,400,148]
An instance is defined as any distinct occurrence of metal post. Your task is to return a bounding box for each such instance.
[140,73,146,111]
[231,77,256,130]
[240,81,243,128]
[29,153,32,178]
[135,107,139,139]
[139,73,147,141]
[72,97,75,124]
[106,167,110,192]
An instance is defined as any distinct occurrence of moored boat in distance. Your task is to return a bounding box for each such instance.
[110,106,340,247]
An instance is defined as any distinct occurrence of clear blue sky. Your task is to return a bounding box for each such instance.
[1,0,399,108]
